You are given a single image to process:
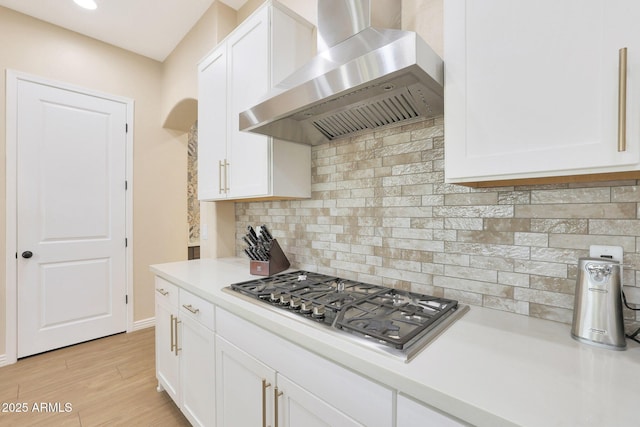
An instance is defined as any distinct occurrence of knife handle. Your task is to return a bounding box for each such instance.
[260,224,274,241]
[243,235,254,247]
[246,233,258,246]
[247,225,259,241]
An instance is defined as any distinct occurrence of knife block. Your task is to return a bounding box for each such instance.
[249,239,290,276]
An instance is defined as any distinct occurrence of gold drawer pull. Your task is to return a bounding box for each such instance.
[182,304,200,314]
[156,288,169,296]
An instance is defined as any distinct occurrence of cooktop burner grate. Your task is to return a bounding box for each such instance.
[228,271,463,355]
[334,290,458,349]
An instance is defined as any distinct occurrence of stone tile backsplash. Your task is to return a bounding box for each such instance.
[235,117,640,325]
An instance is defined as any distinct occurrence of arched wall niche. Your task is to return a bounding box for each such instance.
[163,97,197,132]
[164,98,200,256]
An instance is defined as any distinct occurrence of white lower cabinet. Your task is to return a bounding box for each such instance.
[180,312,215,427]
[155,278,180,403]
[396,394,467,427]
[155,277,215,427]
[216,336,362,427]
[216,336,276,426]
[276,374,362,427]
[216,308,393,427]
[155,276,466,427]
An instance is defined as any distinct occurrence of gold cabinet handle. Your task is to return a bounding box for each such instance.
[618,47,628,152]
[172,315,181,356]
[170,314,175,353]
[218,160,224,194]
[156,288,169,296]
[262,379,271,427]
[224,159,230,192]
[274,387,283,427]
[182,304,200,314]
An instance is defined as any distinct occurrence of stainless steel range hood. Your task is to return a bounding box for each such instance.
[239,0,444,146]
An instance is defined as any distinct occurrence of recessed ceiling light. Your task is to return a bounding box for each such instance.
[74,0,97,10]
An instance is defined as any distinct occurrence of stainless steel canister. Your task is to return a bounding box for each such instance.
[571,257,626,350]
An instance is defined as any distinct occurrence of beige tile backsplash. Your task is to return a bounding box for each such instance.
[236,116,640,325]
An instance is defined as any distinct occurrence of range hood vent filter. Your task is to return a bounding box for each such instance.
[311,88,422,140]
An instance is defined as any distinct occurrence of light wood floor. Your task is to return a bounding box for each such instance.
[0,327,191,426]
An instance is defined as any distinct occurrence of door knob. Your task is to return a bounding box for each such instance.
[21,251,33,259]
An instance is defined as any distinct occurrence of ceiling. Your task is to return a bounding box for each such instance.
[0,0,249,61]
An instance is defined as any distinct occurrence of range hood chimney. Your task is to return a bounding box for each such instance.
[239,0,444,146]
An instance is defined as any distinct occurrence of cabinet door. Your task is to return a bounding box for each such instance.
[180,315,216,427]
[217,307,394,427]
[155,298,180,403]
[198,45,228,200]
[396,394,466,427]
[445,0,640,182]
[227,6,271,199]
[276,374,363,427]
[216,336,276,427]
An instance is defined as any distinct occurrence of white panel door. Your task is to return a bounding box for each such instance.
[16,79,128,357]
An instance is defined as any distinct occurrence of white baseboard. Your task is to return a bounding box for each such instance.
[0,354,8,367]
[132,317,155,331]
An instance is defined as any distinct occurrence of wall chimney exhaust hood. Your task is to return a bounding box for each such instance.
[239,0,444,146]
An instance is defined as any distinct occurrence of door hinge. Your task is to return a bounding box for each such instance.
[125,295,128,304]
[125,238,128,247]
[125,180,128,190]
[125,123,129,133]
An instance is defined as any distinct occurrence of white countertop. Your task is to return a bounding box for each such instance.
[150,258,640,427]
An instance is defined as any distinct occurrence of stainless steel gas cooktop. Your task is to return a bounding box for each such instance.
[226,271,468,362]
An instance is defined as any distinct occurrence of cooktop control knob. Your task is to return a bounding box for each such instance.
[300,300,314,314]
[312,304,326,318]
[290,296,301,310]
[269,292,281,303]
[279,294,291,305]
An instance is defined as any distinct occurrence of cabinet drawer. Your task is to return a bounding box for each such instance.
[155,277,178,307]
[179,290,214,330]
[397,394,466,427]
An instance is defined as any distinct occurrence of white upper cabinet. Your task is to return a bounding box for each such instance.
[444,0,640,184]
[198,1,314,200]
[198,45,227,199]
